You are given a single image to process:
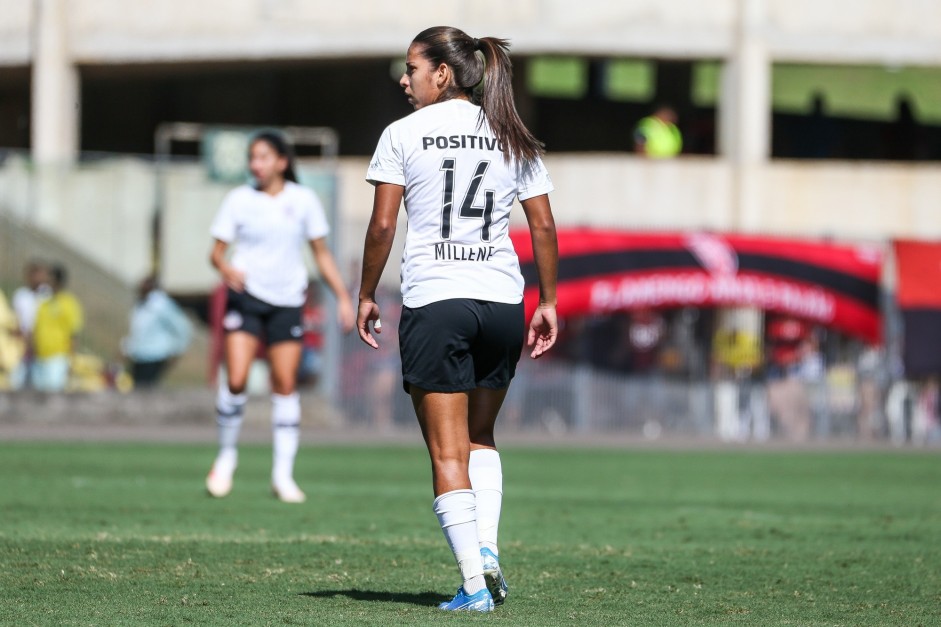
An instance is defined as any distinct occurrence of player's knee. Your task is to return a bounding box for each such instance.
[431,454,469,481]
[270,374,296,396]
[226,379,248,395]
[271,382,296,396]
[468,425,496,447]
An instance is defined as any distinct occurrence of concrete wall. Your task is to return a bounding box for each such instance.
[766,0,941,63]
[0,1,31,64]
[4,0,941,66]
[0,155,154,284]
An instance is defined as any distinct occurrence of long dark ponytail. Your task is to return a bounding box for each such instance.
[250,130,299,184]
[411,26,544,163]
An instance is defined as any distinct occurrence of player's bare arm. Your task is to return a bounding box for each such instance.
[357,182,403,349]
[210,239,245,292]
[521,194,559,358]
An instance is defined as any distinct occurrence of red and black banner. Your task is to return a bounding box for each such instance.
[510,228,883,343]
[894,240,941,376]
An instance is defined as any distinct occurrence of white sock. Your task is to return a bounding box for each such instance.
[469,449,503,555]
[271,392,301,486]
[215,384,247,472]
[433,489,486,595]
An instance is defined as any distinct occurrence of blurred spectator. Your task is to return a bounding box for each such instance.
[339,285,402,430]
[298,281,325,387]
[797,334,825,382]
[765,317,815,441]
[884,96,925,161]
[855,345,885,440]
[31,264,83,392]
[795,92,840,159]
[633,105,682,158]
[601,314,634,373]
[766,314,808,378]
[0,288,25,388]
[367,287,401,432]
[122,275,192,388]
[798,333,827,438]
[885,378,912,445]
[10,260,50,389]
[629,308,665,371]
[912,376,941,445]
[824,358,858,434]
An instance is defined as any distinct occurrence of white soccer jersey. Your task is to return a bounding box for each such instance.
[209,181,329,307]
[366,99,554,308]
[12,286,42,333]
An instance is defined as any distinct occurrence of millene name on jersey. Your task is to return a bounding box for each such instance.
[434,243,497,262]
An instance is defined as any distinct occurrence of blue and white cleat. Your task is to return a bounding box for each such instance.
[480,547,508,606]
[438,586,494,612]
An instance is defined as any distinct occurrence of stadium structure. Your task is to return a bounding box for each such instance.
[2,0,941,442]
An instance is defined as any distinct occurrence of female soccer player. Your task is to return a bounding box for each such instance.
[206,131,355,503]
[357,27,559,612]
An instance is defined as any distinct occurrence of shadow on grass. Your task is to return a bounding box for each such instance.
[300,589,443,607]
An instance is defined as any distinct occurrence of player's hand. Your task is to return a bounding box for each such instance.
[527,304,557,359]
[336,296,356,334]
[357,299,382,349]
[221,266,246,292]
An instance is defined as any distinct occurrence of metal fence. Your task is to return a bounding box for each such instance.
[330,290,938,445]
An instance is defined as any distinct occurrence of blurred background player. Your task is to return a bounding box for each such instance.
[205,130,355,503]
[122,274,192,388]
[357,26,559,612]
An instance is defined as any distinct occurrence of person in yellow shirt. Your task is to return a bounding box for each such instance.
[0,289,26,389]
[32,264,84,392]
[633,105,683,158]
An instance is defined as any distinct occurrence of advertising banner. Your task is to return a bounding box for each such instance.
[510,229,883,343]
[894,239,941,376]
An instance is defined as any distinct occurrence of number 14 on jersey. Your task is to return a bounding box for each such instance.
[440,158,495,242]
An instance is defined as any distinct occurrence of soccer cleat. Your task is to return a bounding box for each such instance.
[480,547,508,606]
[271,478,307,503]
[205,463,234,498]
[438,586,494,612]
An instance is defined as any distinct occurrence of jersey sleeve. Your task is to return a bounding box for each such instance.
[209,188,240,242]
[303,188,331,241]
[366,124,406,187]
[516,156,554,201]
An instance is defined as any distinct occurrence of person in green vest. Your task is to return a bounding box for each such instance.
[633,105,682,158]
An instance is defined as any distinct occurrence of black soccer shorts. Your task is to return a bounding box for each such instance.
[398,298,525,393]
[222,288,303,345]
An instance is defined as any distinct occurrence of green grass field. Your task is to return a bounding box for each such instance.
[1,442,939,626]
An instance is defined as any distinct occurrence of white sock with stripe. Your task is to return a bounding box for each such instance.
[271,392,301,486]
[215,384,247,473]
